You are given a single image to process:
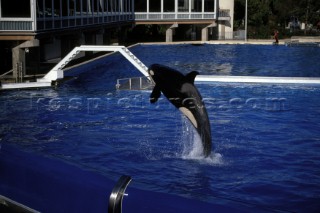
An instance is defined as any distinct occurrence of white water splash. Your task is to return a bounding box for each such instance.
[180,116,224,165]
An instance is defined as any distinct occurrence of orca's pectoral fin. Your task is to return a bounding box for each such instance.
[150,85,161,103]
[185,71,199,84]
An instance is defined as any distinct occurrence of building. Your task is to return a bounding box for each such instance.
[0,0,135,80]
[134,0,234,41]
[0,0,235,82]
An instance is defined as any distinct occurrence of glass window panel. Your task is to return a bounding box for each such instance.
[149,0,160,12]
[192,0,202,12]
[62,0,68,17]
[54,0,61,17]
[69,0,75,15]
[1,0,31,17]
[84,0,88,14]
[163,0,174,12]
[44,0,52,17]
[98,0,104,12]
[204,0,214,12]
[178,0,189,12]
[134,0,146,12]
[75,0,82,16]
[37,0,44,18]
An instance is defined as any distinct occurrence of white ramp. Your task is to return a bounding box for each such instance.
[38,45,149,82]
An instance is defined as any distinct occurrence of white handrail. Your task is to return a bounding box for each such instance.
[195,75,320,84]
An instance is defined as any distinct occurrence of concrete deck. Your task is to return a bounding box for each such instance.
[139,39,286,45]
[140,36,320,45]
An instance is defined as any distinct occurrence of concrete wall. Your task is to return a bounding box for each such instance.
[43,39,61,61]
[218,0,234,36]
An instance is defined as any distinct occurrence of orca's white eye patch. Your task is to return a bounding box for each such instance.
[149,70,154,76]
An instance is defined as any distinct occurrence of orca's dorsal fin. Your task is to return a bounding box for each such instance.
[150,84,162,103]
[185,71,199,84]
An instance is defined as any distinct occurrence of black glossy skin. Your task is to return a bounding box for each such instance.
[148,64,212,157]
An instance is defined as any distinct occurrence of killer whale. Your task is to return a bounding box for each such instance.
[148,64,212,157]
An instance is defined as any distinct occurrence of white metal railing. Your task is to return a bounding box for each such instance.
[0,13,134,31]
[0,19,34,31]
[218,9,230,18]
[135,12,216,20]
[195,75,320,84]
[36,12,134,31]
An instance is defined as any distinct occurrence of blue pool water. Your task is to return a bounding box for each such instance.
[1,44,320,212]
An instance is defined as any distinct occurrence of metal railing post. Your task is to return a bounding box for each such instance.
[108,175,132,213]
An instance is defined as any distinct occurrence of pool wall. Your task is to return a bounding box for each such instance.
[0,144,250,212]
[0,144,112,212]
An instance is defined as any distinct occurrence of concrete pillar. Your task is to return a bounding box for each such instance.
[104,30,112,45]
[219,22,226,40]
[166,28,173,42]
[166,23,178,42]
[201,22,217,41]
[12,39,39,82]
[218,0,234,39]
[12,47,24,82]
[201,27,208,41]
[79,33,85,45]
[96,33,104,45]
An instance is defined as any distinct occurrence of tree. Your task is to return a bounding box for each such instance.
[234,0,320,38]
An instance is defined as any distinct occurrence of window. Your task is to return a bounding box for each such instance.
[149,0,160,12]
[62,0,69,17]
[163,0,174,12]
[83,0,92,14]
[52,0,61,17]
[134,0,146,12]
[204,0,215,12]
[178,0,189,12]
[37,0,44,18]
[1,0,31,17]
[192,0,202,12]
